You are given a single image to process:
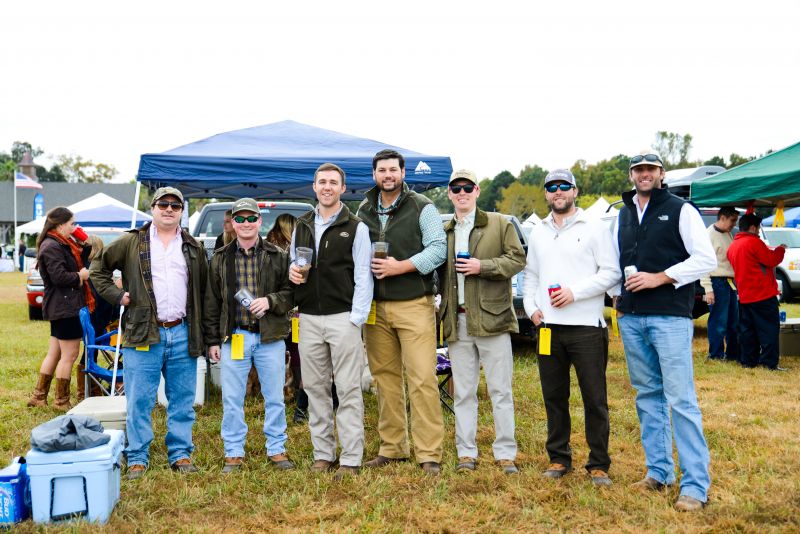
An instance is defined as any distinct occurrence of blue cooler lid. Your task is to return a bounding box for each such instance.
[25,429,124,466]
[0,457,25,481]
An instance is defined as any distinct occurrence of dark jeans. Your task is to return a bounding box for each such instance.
[738,297,780,369]
[707,277,739,361]
[537,324,610,472]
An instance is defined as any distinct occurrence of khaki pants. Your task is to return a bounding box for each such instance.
[365,296,444,463]
[299,312,365,467]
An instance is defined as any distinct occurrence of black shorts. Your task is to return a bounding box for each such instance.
[50,316,83,340]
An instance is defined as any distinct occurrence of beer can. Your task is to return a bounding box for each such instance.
[624,265,638,281]
[456,252,471,260]
[547,284,561,296]
[780,310,787,322]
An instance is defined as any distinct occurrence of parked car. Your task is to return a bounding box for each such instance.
[760,226,800,301]
[192,201,314,259]
[440,213,534,336]
[26,229,125,321]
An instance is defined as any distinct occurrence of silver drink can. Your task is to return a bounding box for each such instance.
[624,265,638,281]
[234,288,264,318]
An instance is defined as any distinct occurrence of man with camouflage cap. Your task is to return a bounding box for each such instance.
[90,187,209,480]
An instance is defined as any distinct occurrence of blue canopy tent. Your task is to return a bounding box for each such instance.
[763,206,800,228]
[136,120,453,200]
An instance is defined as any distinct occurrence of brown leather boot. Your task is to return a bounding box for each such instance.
[76,362,86,403]
[53,378,72,411]
[27,373,53,408]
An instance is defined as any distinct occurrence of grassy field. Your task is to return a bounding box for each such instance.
[1,271,799,532]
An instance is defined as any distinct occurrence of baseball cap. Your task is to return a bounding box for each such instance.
[449,169,478,185]
[152,186,184,205]
[543,169,576,187]
[231,198,260,215]
[629,150,664,169]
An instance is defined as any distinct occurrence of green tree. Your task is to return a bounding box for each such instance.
[11,141,44,162]
[36,164,67,182]
[477,171,515,212]
[703,155,726,167]
[421,186,451,213]
[728,153,755,168]
[496,182,548,220]
[518,164,549,187]
[571,155,630,196]
[652,131,693,170]
[55,154,118,183]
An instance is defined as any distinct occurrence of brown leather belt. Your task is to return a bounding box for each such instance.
[457,306,466,313]
[158,318,184,328]
[237,324,260,333]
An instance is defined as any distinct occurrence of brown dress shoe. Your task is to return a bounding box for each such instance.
[420,462,441,475]
[456,457,476,471]
[269,453,295,470]
[27,373,53,408]
[364,455,408,468]
[332,465,360,481]
[222,457,243,474]
[497,459,519,475]
[674,495,705,512]
[543,463,571,479]
[171,458,199,473]
[310,459,337,473]
[589,469,612,486]
[631,476,670,492]
[127,464,147,480]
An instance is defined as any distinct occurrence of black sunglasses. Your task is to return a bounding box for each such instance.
[630,154,663,166]
[545,183,574,193]
[154,201,183,211]
[450,184,475,194]
[233,215,259,223]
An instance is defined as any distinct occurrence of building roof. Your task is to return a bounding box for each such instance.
[0,182,138,223]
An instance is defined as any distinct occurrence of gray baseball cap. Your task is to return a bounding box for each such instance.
[231,198,260,215]
[544,169,576,187]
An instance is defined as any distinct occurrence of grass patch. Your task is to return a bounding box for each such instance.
[1,272,799,531]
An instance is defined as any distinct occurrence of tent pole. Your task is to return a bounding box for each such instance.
[13,167,18,271]
[131,181,141,230]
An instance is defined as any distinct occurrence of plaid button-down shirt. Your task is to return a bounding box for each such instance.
[234,240,261,327]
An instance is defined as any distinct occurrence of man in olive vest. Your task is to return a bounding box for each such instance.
[357,149,447,475]
[289,163,373,481]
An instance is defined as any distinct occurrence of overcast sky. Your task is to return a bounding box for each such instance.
[2,1,798,185]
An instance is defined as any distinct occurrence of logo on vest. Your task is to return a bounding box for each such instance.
[658,215,669,221]
[414,161,432,175]
[339,231,350,238]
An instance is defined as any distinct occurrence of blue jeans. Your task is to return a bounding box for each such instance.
[707,277,739,361]
[618,314,711,502]
[220,329,287,458]
[123,322,196,467]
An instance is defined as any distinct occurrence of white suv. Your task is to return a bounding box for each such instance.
[760,226,800,301]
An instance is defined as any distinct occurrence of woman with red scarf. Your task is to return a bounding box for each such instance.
[27,207,95,410]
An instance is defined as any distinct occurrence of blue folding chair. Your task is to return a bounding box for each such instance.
[78,307,124,397]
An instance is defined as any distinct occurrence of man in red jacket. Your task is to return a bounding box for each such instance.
[726,213,787,371]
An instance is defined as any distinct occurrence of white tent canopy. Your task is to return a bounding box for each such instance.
[583,197,617,219]
[524,212,542,225]
[17,192,152,235]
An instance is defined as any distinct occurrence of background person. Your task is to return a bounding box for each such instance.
[215,209,235,249]
[438,169,525,474]
[699,207,740,362]
[91,187,208,480]
[726,213,786,371]
[205,198,295,473]
[18,239,26,272]
[27,207,93,410]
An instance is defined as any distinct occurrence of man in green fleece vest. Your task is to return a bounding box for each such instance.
[357,149,447,475]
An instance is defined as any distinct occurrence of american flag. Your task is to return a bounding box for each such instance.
[14,172,43,189]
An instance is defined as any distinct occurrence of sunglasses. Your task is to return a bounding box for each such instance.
[449,184,476,194]
[233,215,259,224]
[630,154,663,166]
[154,201,183,211]
[545,183,574,193]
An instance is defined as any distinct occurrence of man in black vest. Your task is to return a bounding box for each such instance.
[289,163,373,480]
[357,149,447,475]
[614,151,716,512]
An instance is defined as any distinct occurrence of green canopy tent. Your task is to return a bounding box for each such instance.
[690,141,800,207]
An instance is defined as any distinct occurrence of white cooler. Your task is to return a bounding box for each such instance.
[67,396,127,432]
[26,429,124,525]
[158,357,207,407]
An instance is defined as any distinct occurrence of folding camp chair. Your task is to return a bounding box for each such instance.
[78,307,124,397]
[436,348,454,415]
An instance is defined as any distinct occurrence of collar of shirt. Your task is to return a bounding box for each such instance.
[454,209,476,227]
[631,193,649,221]
[376,194,401,214]
[236,238,262,256]
[149,223,182,244]
[315,202,343,224]
[544,208,583,232]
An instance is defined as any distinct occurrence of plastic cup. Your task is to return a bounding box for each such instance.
[295,247,313,282]
[372,242,389,259]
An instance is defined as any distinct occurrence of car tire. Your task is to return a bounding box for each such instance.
[28,305,43,321]
[777,271,793,302]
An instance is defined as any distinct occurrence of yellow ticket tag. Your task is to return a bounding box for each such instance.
[728,278,736,290]
[366,301,377,325]
[611,311,620,338]
[538,327,552,356]
[291,317,299,343]
[231,334,244,360]
[135,345,149,351]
